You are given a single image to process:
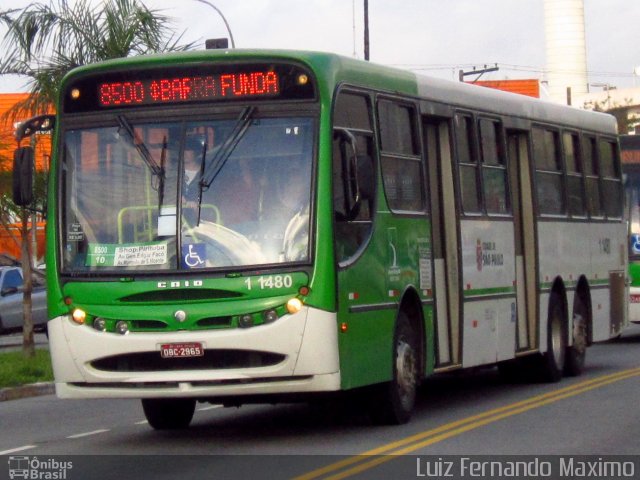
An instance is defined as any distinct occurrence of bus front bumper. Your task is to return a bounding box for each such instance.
[48,306,341,399]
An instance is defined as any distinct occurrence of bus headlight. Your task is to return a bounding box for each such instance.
[286,298,304,314]
[72,308,87,324]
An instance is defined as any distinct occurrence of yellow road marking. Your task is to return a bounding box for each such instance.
[294,366,640,480]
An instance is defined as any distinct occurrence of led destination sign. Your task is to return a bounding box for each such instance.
[99,71,280,107]
[63,62,315,113]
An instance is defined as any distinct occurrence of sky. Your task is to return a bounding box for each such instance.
[0,0,639,93]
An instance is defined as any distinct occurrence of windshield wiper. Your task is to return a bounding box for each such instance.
[158,136,167,212]
[117,115,164,178]
[200,106,256,189]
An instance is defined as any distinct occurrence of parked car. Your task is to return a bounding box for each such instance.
[0,267,47,334]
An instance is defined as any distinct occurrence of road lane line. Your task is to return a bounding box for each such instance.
[135,420,149,425]
[294,366,640,480]
[0,445,36,455]
[66,429,110,439]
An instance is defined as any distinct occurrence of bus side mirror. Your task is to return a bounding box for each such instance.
[13,146,34,207]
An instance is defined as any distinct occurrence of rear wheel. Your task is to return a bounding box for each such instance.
[142,398,196,430]
[369,312,419,425]
[538,293,566,382]
[564,300,588,376]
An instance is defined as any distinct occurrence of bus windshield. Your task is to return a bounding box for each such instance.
[61,115,315,273]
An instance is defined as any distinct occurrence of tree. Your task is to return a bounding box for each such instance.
[0,0,194,356]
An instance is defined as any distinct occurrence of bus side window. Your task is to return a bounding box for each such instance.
[479,118,509,215]
[332,91,376,263]
[564,131,587,217]
[533,126,565,216]
[599,138,623,218]
[583,135,603,218]
[378,99,425,213]
[454,113,481,214]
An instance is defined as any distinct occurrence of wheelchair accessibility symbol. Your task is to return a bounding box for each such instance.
[632,234,640,255]
[182,243,206,268]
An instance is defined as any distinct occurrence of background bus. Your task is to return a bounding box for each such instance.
[13,50,628,429]
[621,134,640,322]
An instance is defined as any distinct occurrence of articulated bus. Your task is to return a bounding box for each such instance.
[621,134,640,322]
[14,50,627,429]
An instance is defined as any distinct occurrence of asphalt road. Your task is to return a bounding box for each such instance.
[1,325,640,480]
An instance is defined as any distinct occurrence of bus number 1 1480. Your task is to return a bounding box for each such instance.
[244,275,293,290]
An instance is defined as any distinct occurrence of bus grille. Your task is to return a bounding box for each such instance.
[90,349,285,372]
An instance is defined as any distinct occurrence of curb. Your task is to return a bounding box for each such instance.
[0,382,55,402]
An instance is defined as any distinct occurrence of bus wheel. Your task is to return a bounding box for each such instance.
[142,398,196,430]
[564,308,587,376]
[539,294,566,382]
[370,312,419,425]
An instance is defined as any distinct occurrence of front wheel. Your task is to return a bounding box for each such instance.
[142,398,196,430]
[369,312,419,425]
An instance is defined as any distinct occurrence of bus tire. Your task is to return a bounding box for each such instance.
[538,293,566,383]
[369,312,419,425]
[564,308,587,377]
[142,398,196,430]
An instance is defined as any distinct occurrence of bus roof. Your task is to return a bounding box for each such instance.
[61,49,617,135]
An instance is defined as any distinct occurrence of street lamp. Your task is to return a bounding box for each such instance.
[194,0,236,48]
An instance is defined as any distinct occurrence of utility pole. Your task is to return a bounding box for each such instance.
[458,64,499,83]
[364,0,369,61]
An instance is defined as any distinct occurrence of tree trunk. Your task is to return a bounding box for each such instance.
[21,206,35,358]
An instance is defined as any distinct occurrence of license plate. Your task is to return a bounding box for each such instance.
[160,342,204,359]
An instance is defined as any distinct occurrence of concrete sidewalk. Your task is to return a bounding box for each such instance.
[0,332,49,352]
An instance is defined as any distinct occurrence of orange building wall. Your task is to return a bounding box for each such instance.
[0,93,52,172]
[470,79,541,98]
[0,93,53,261]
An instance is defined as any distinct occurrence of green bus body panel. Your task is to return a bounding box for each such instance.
[337,212,434,389]
[630,261,640,287]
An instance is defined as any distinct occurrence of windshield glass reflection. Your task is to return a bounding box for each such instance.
[61,116,315,273]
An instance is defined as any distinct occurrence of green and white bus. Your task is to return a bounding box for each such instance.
[621,134,640,322]
[14,50,628,429]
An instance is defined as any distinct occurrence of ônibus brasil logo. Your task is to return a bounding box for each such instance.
[8,456,72,480]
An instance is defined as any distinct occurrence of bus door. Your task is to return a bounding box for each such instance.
[423,116,462,368]
[507,131,538,352]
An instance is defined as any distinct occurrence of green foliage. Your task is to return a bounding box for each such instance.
[0,348,53,388]
[0,0,195,117]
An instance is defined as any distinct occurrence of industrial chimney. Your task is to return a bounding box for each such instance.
[543,0,589,104]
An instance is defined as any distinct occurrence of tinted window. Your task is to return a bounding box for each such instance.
[333,91,376,262]
[378,99,424,212]
[600,139,622,218]
[533,127,565,215]
[455,114,480,213]
[480,118,509,214]
[564,132,586,217]
[583,135,602,217]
